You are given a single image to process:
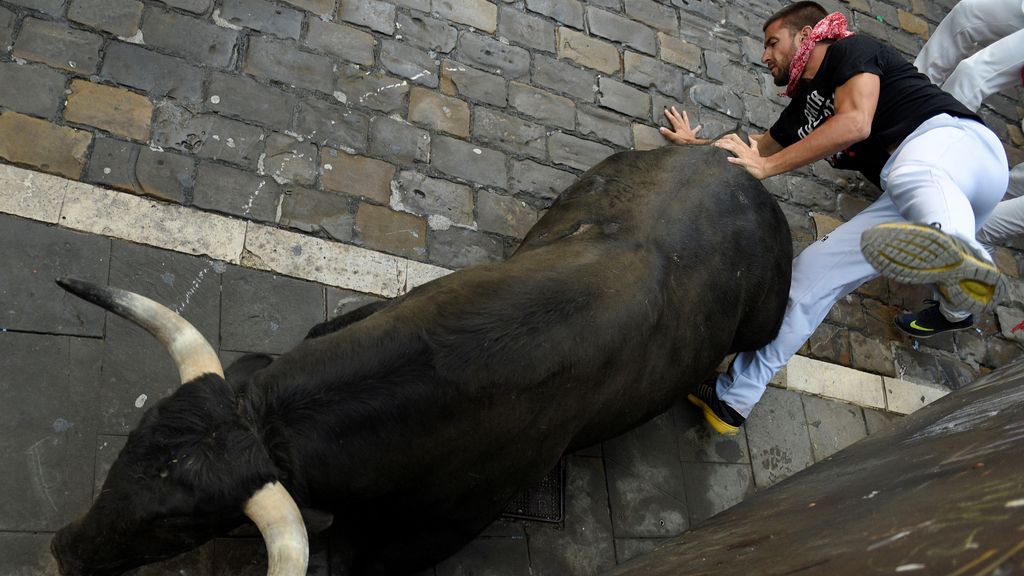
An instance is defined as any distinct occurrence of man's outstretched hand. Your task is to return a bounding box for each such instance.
[659,106,708,145]
[713,133,772,180]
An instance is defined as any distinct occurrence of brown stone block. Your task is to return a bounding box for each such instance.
[897,9,929,39]
[408,86,470,138]
[849,331,895,377]
[0,112,92,179]
[993,246,1020,278]
[556,27,620,75]
[320,149,396,204]
[65,80,153,141]
[354,203,426,259]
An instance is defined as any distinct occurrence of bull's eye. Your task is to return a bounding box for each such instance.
[160,470,169,478]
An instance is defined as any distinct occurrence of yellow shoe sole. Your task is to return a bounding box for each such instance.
[687,393,740,436]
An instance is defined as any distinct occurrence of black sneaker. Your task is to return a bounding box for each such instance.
[687,380,745,435]
[895,300,974,338]
[860,222,1004,315]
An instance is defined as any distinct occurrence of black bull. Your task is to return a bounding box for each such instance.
[51,144,792,575]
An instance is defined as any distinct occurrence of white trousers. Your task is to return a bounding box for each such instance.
[914,0,1024,112]
[978,164,1024,249]
[717,115,1008,417]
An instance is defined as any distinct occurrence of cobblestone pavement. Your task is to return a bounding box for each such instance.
[0,0,1022,573]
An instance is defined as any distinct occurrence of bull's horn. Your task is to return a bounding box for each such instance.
[244,482,309,576]
[56,278,223,382]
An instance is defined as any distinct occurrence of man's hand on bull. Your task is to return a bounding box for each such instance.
[660,106,709,145]
[712,133,773,180]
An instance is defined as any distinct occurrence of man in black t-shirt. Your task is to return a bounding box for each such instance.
[662,2,1008,435]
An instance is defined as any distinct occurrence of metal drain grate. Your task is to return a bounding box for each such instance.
[501,459,564,523]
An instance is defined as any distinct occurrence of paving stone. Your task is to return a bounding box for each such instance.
[743,92,785,130]
[135,147,195,203]
[335,65,409,114]
[219,0,303,40]
[863,407,902,435]
[101,42,204,105]
[294,96,370,151]
[99,241,223,433]
[690,80,745,120]
[615,538,666,564]
[623,0,676,33]
[440,60,508,107]
[850,330,895,376]
[526,0,583,28]
[221,265,324,354]
[548,131,614,171]
[354,202,427,259]
[245,36,334,93]
[510,82,575,130]
[390,0,429,10]
[0,532,61,575]
[142,7,238,68]
[676,399,751,464]
[510,159,577,203]
[587,7,657,55]
[321,148,395,203]
[381,39,439,87]
[279,185,356,242]
[206,71,295,133]
[632,123,664,151]
[804,322,851,367]
[194,161,281,223]
[64,79,153,141]
[598,77,651,119]
[13,18,102,74]
[326,287,383,319]
[305,20,375,66]
[431,135,508,189]
[152,104,264,169]
[499,6,555,52]
[532,53,596,102]
[338,0,395,34]
[394,170,474,228]
[435,537,530,575]
[705,52,762,97]
[624,51,684,97]
[472,107,547,159]
[457,32,531,80]
[396,11,457,53]
[0,112,92,179]
[854,10,891,43]
[85,136,138,192]
[0,6,14,51]
[68,0,143,37]
[604,411,688,538]
[897,8,928,38]
[802,395,868,461]
[279,0,333,14]
[883,376,950,414]
[476,189,538,238]
[658,32,703,74]
[369,115,430,164]
[0,62,66,119]
[4,0,64,17]
[155,0,210,13]
[409,87,470,138]
[745,387,815,489]
[427,226,505,268]
[263,132,317,186]
[0,214,108,335]
[525,457,616,576]
[681,461,755,526]
[556,27,620,75]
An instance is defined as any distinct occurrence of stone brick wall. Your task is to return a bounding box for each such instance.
[0,0,1022,387]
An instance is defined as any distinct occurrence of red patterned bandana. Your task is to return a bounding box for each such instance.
[781,12,855,97]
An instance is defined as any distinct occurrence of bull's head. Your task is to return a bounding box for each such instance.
[50,279,308,576]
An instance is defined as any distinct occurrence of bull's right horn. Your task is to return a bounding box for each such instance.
[56,278,224,382]
[245,482,310,576]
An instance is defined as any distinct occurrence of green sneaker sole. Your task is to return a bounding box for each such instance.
[860,223,1004,315]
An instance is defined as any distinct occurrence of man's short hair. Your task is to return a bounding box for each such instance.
[763,1,827,32]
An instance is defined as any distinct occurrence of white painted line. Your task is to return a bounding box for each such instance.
[786,354,887,410]
[882,376,949,415]
[0,164,77,223]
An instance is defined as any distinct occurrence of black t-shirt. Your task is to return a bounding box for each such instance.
[769,34,983,187]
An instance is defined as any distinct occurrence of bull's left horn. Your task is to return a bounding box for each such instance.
[56,278,223,382]
[244,482,309,576]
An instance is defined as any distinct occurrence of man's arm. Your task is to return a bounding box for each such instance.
[713,72,880,179]
[750,132,783,156]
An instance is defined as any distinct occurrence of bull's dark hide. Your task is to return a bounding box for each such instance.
[51,144,792,575]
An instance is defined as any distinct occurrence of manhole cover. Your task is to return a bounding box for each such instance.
[501,460,564,523]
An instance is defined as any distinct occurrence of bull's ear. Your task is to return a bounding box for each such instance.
[299,508,334,533]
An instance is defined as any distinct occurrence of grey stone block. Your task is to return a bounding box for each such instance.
[681,461,755,525]
[101,41,204,104]
[510,82,575,130]
[0,62,67,119]
[0,6,14,51]
[220,265,325,355]
[431,135,508,189]
[624,0,677,34]
[428,227,505,269]
[193,162,281,223]
[4,0,64,16]
[13,18,103,74]
[787,176,836,211]
[135,147,195,204]
[435,537,530,576]
[598,77,651,119]
[690,80,745,120]
[244,35,335,94]
[457,32,531,79]
[394,170,474,227]
[219,0,303,40]
[99,241,223,434]
[304,20,375,66]
[704,52,762,97]
[499,6,555,52]
[335,65,408,114]
[587,7,657,54]
[142,7,238,68]
[326,287,383,319]
[676,399,751,464]
[624,51,684,98]
[863,408,902,435]
[154,0,210,13]
[615,538,666,564]
[745,387,815,489]
[294,96,370,151]
[802,395,868,462]
[280,185,356,242]
[338,0,395,34]
[68,0,144,37]
[548,131,613,171]
[370,116,430,164]
[577,105,632,148]
[86,136,138,191]
[742,92,785,130]
[380,40,439,87]
[476,189,539,238]
[0,215,109,336]
[207,71,296,132]
[264,132,317,186]
[510,159,576,203]
[604,411,689,537]
[396,11,457,53]
[0,532,61,575]
[280,0,335,16]
[532,54,596,102]
[152,103,265,169]
[525,0,583,29]
[472,107,548,159]
[441,59,508,107]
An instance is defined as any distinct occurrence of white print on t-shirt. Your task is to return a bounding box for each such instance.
[797,89,836,139]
